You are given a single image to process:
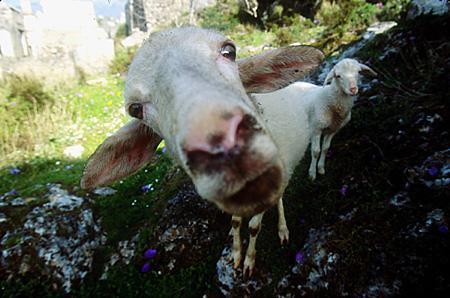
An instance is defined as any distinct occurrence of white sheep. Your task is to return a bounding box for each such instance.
[306,58,377,180]
[246,60,376,269]
[253,58,377,182]
[80,27,324,277]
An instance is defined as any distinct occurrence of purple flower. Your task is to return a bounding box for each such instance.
[6,189,18,196]
[313,19,320,25]
[9,168,21,175]
[144,248,157,260]
[161,146,167,154]
[438,224,448,234]
[141,183,153,192]
[140,262,151,273]
[427,166,439,177]
[376,2,384,9]
[295,251,304,264]
[340,185,348,196]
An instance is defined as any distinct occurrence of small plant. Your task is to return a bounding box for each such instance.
[109,45,138,75]
[198,0,240,31]
[3,74,54,113]
[115,23,127,39]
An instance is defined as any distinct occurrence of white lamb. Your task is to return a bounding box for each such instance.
[253,58,377,183]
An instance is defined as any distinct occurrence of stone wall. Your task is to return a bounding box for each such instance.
[126,0,217,34]
[0,3,28,58]
[1,0,115,80]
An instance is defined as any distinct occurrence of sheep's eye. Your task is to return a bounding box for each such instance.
[220,43,236,61]
[335,75,341,79]
[128,103,143,119]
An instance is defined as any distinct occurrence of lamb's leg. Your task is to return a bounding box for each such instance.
[317,132,335,175]
[308,133,321,180]
[243,212,264,277]
[230,215,242,268]
[277,197,289,245]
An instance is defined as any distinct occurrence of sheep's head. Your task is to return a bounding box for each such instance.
[81,27,323,217]
[324,58,377,96]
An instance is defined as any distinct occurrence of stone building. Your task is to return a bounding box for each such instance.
[0,3,29,58]
[125,0,217,34]
[0,0,115,80]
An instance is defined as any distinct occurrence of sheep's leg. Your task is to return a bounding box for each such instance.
[277,197,289,245]
[308,134,321,180]
[243,212,264,277]
[229,216,242,268]
[317,132,335,175]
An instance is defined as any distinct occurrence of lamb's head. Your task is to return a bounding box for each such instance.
[324,58,377,96]
[81,27,323,217]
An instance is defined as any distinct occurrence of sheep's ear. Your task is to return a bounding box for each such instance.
[359,63,377,77]
[324,68,335,86]
[80,120,162,189]
[238,45,324,93]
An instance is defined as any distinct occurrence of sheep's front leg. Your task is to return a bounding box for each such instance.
[243,212,264,277]
[230,215,242,268]
[308,133,321,180]
[277,197,289,245]
[317,132,335,175]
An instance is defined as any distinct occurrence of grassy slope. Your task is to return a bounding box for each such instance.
[3,1,449,297]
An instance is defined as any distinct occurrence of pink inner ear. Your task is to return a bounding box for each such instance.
[127,137,153,167]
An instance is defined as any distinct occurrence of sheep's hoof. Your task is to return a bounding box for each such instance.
[278,226,289,245]
[318,167,325,175]
[232,250,241,269]
[308,172,316,181]
[243,261,254,279]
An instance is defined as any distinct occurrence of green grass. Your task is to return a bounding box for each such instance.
[0,75,127,167]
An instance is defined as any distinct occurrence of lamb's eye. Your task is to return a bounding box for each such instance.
[335,75,341,79]
[128,103,143,119]
[220,43,236,61]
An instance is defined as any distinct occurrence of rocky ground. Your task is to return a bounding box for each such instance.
[1,6,449,297]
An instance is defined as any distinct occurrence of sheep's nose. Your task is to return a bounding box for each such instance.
[183,110,244,155]
[350,87,358,95]
[183,108,263,173]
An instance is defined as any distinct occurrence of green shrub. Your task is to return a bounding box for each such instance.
[198,0,240,31]
[379,0,411,21]
[109,45,137,75]
[3,74,53,112]
[316,0,380,32]
[115,23,127,39]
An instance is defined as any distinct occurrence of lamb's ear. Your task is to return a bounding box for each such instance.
[359,63,377,77]
[324,68,335,86]
[80,120,162,189]
[238,45,324,93]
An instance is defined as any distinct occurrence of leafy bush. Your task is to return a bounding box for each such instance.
[198,0,240,31]
[378,0,411,21]
[316,0,380,32]
[3,74,53,113]
[109,45,137,75]
[271,14,322,46]
[115,23,127,39]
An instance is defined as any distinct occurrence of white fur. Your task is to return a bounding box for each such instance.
[254,58,376,181]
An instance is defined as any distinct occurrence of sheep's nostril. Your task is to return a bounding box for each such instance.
[183,113,261,172]
[128,103,143,119]
[350,87,358,95]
